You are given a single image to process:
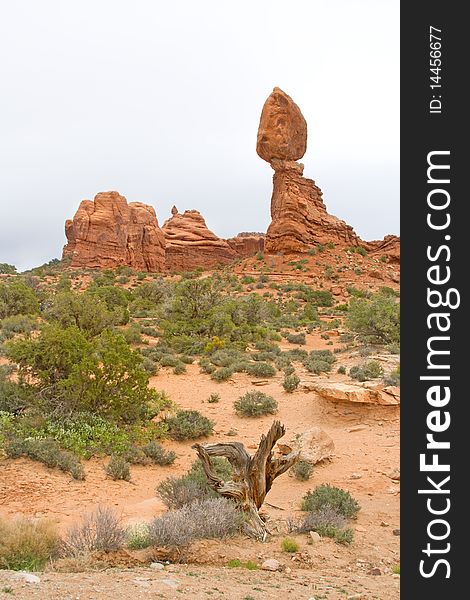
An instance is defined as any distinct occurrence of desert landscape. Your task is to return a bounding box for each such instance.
[0,89,400,599]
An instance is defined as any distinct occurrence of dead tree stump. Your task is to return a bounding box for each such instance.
[192,420,299,540]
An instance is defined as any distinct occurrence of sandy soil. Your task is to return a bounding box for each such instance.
[0,331,400,599]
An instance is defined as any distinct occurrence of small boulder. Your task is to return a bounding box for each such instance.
[308,531,321,544]
[13,572,41,584]
[290,427,335,465]
[261,558,282,572]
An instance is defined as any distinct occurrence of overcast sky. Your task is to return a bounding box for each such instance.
[0,0,399,272]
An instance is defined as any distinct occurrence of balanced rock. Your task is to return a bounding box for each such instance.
[257,88,362,254]
[162,208,237,271]
[257,87,307,162]
[63,191,166,271]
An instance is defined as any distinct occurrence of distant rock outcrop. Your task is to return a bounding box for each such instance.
[226,233,265,257]
[258,88,398,259]
[63,191,166,271]
[162,208,237,271]
[366,235,400,264]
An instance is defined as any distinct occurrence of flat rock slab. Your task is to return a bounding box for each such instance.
[304,381,400,406]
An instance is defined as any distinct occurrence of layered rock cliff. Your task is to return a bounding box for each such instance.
[63,191,166,271]
[162,207,237,271]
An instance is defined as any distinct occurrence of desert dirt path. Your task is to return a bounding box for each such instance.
[0,563,400,600]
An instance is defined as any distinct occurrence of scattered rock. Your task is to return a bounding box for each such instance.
[368,567,382,576]
[150,562,165,570]
[160,578,180,589]
[386,467,400,481]
[308,531,321,544]
[350,473,362,479]
[347,426,368,433]
[355,526,366,533]
[261,558,282,572]
[13,572,41,584]
[393,528,400,536]
[289,427,335,465]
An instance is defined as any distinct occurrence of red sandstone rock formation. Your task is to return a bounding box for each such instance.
[162,207,237,271]
[366,235,400,264]
[257,87,307,162]
[63,191,166,271]
[258,88,398,259]
[226,233,265,257]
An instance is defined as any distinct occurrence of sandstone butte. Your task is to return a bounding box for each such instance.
[63,191,166,271]
[257,87,399,261]
[162,206,239,271]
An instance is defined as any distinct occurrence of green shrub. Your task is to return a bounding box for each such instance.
[157,456,232,510]
[283,372,300,392]
[286,332,306,345]
[292,459,313,481]
[159,354,179,367]
[44,291,117,337]
[281,537,299,553]
[207,393,220,403]
[337,365,346,374]
[0,517,60,570]
[199,358,216,374]
[165,410,214,440]
[142,441,176,465]
[5,437,85,480]
[384,365,400,387]
[347,294,400,345]
[0,314,36,340]
[349,360,384,382]
[0,380,32,413]
[126,523,152,550]
[245,362,276,378]
[180,354,194,364]
[227,559,258,570]
[234,391,278,417]
[301,485,360,518]
[0,263,17,275]
[105,456,131,481]
[334,527,354,545]
[211,366,234,382]
[173,362,186,375]
[0,281,39,319]
[6,326,162,423]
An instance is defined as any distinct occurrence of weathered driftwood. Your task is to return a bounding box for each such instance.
[192,420,299,540]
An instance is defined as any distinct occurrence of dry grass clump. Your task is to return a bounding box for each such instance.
[148,498,242,548]
[62,506,126,556]
[0,517,61,570]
